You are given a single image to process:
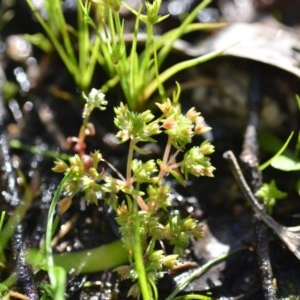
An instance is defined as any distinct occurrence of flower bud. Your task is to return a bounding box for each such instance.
[85,123,96,136]
[52,159,68,173]
[183,218,196,230]
[194,117,211,135]
[156,99,172,114]
[88,167,99,179]
[113,265,130,279]
[192,225,204,239]
[82,154,93,171]
[162,117,176,130]
[149,250,164,263]
[57,197,72,215]
[200,141,215,155]
[162,254,178,269]
[127,283,140,299]
[186,107,200,122]
[203,166,215,177]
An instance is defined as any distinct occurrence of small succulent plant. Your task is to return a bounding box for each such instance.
[52,87,215,298]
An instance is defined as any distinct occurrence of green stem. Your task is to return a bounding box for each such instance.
[152,23,167,104]
[128,9,141,109]
[157,0,212,67]
[173,295,212,300]
[45,173,71,293]
[166,247,247,300]
[0,194,33,261]
[139,19,155,95]
[77,0,90,90]
[259,131,294,171]
[142,49,221,104]
[126,140,136,183]
[158,135,172,181]
[78,109,91,142]
[0,211,6,234]
[9,139,69,161]
[85,33,101,88]
[95,7,114,75]
[155,23,226,53]
[134,209,153,299]
[52,0,77,65]
[26,0,77,78]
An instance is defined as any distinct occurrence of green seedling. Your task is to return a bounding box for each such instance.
[255,180,287,214]
[26,0,102,92]
[259,131,294,171]
[260,95,300,173]
[25,0,222,109]
[258,95,300,212]
[257,131,294,213]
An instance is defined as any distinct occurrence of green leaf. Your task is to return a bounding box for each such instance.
[255,180,287,214]
[271,155,300,171]
[169,169,186,187]
[259,131,294,171]
[256,180,287,200]
[23,33,53,53]
[131,159,158,183]
[0,212,5,234]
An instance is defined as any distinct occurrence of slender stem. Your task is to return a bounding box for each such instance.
[142,49,221,104]
[138,19,156,104]
[46,173,71,287]
[9,139,69,161]
[102,158,126,181]
[128,10,141,109]
[0,197,33,257]
[126,140,136,183]
[54,0,77,65]
[158,135,172,180]
[168,161,182,170]
[133,207,153,299]
[173,295,211,300]
[126,139,152,298]
[151,23,167,105]
[86,32,101,87]
[144,21,154,75]
[111,9,135,106]
[96,7,114,75]
[26,0,77,76]
[157,0,212,67]
[259,131,294,171]
[77,0,90,90]
[166,247,247,300]
[0,211,5,233]
[78,110,91,142]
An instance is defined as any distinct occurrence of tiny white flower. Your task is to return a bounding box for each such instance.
[82,88,108,119]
